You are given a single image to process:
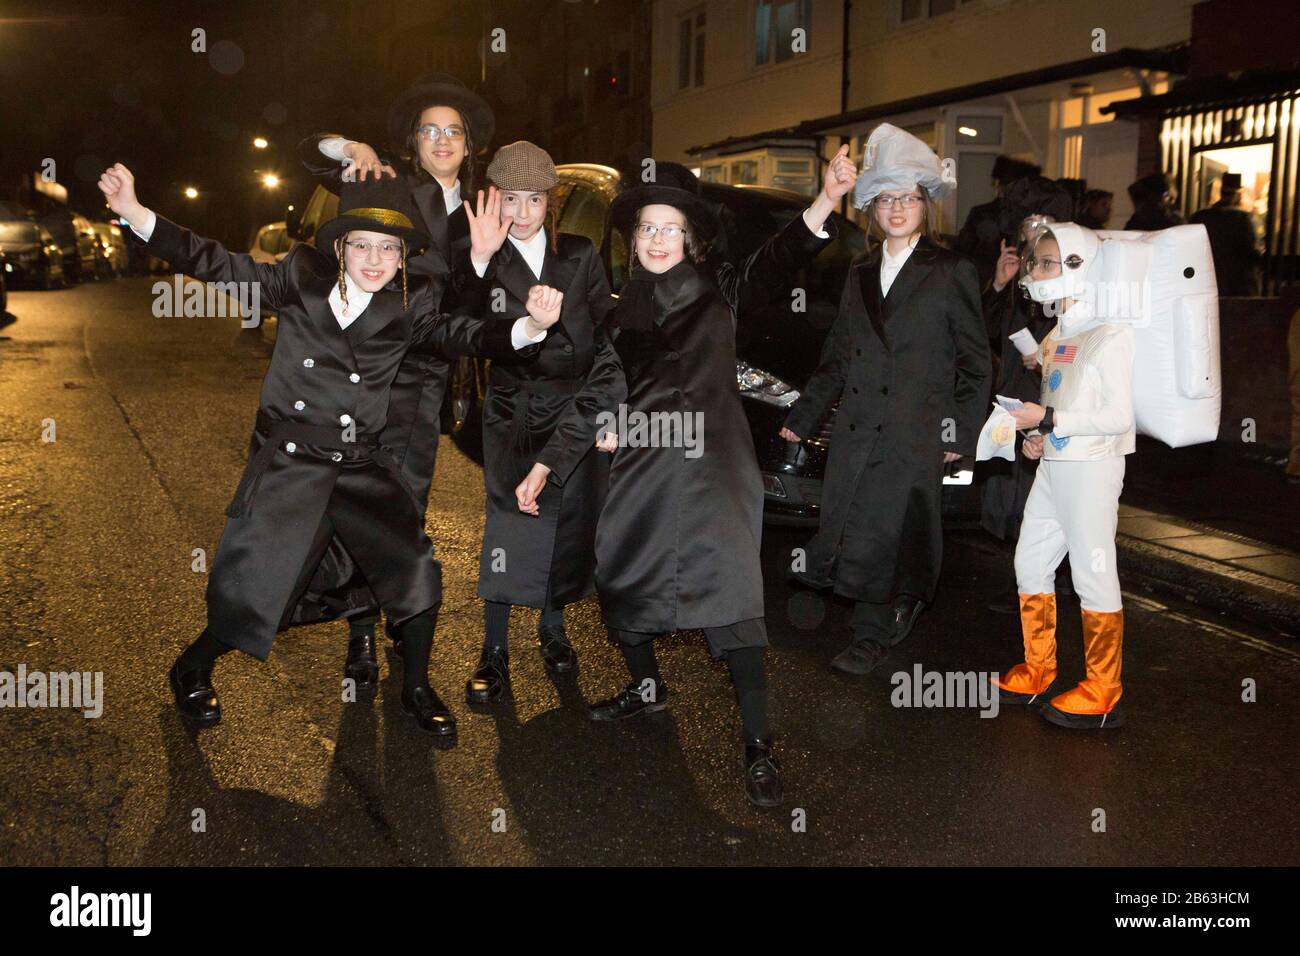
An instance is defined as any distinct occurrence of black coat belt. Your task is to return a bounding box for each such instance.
[226,410,406,518]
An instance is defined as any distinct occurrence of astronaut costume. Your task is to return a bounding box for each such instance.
[995,223,1135,729]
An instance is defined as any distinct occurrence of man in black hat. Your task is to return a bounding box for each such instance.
[1190,172,1262,296]
[98,163,560,737]
[294,74,498,686]
[1125,171,1183,231]
[955,156,1041,290]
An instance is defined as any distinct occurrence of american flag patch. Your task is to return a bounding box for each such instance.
[1053,344,1078,364]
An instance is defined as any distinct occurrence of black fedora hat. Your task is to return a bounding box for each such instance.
[387,72,495,155]
[315,175,430,258]
[610,160,720,241]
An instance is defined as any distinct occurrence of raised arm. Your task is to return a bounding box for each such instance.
[298,133,398,193]
[99,163,289,312]
[411,284,561,361]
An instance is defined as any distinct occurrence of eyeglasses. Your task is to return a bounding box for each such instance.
[343,239,403,260]
[416,124,465,143]
[872,194,924,209]
[634,223,686,240]
[1025,256,1062,275]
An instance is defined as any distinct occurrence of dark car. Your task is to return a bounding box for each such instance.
[287,166,983,527]
[0,209,67,290]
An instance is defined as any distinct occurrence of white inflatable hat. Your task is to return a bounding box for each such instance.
[851,123,954,209]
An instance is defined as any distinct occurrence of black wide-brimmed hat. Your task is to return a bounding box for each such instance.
[315,175,430,257]
[998,175,1075,242]
[610,160,720,241]
[387,72,496,155]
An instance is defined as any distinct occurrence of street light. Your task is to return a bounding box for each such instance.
[261,173,280,189]
[253,136,269,149]
[184,186,199,199]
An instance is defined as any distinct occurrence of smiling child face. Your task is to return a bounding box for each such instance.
[342,229,402,292]
[499,189,548,242]
[633,203,688,273]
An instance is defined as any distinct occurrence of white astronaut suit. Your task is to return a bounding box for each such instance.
[996,223,1135,729]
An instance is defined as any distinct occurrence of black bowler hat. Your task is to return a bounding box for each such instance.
[610,160,720,241]
[315,175,430,258]
[387,72,495,155]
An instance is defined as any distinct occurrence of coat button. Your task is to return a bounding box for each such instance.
[349,373,361,383]
[856,348,862,356]
[876,424,883,431]
[339,414,352,426]
[852,386,859,394]
[667,351,680,361]
[303,358,314,368]
[285,442,297,453]
[881,386,889,395]
[331,452,343,463]
[848,423,856,431]
[672,388,682,400]
[563,344,573,354]
[294,400,305,411]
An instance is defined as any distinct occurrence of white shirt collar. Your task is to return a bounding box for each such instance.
[508,227,548,279]
[327,272,374,330]
[882,236,918,268]
[441,178,461,213]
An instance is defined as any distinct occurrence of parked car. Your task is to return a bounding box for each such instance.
[35,207,96,283]
[91,220,129,276]
[0,251,7,314]
[0,212,67,289]
[287,165,983,527]
[249,220,296,264]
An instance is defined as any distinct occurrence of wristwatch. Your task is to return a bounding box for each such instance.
[1038,405,1055,432]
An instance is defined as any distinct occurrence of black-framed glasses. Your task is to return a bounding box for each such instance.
[872,194,923,209]
[416,124,466,142]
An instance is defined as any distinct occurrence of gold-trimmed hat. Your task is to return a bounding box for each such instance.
[315,175,430,258]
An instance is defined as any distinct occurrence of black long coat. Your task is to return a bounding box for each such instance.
[783,237,991,604]
[138,216,533,659]
[290,135,475,627]
[1189,202,1260,296]
[466,233,626,608]
[595,216,833,635]
[979,282,1053,541]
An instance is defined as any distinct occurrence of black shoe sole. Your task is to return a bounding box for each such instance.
[1040,702,1125,729]
[465,684,504,705]
[541,654,577,675]
[344,666,379,689]
[400,700,458,737]
[745,788,783,808]
[996,679,1061,705]
[588,700,669,722]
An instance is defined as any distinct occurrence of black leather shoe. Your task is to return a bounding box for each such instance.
[588,680,669,721]
[344,632,379,689]
[890,597,926,645]
[400,685,457,737]
[830,641,886,675]
[743,738,783,807]
[168,660,221,727]
[465,647,509,704]
[538,624,576,674]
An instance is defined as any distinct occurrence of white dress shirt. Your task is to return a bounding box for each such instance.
[473,227,547,279]
[319,138,462,214]
[880,237,918,298]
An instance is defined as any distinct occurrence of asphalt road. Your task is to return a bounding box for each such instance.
[0,278,1296,866]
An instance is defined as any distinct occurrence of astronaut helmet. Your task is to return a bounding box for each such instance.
[1019,221,1101,304]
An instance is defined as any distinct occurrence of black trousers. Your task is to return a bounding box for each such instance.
[610,617,768,657]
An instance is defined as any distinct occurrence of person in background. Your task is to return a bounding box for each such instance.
[955,155,1040,291]
[1190,172,1262,296]
[1124,172,1182,231]
[1077,189,1113,231]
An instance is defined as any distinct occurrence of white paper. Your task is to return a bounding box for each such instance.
[1009,327,1038,357]
[942,467,974,485]
[976,404,1019,462]
[994,394,1025,413]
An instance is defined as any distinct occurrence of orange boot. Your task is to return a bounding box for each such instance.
[993,593,1058,704]
[1042,609,1124,729]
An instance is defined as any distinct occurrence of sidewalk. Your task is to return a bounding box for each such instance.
[1114,438,1300,635]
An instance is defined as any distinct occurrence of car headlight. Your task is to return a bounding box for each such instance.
[737,360,800,407]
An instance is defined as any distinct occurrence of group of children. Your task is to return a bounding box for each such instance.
[101,79,1137,811]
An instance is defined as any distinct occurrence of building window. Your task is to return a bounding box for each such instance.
[678,8,706,89]
[730,160,760,185]
[755,0,810,66]
[901,0,977,23]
